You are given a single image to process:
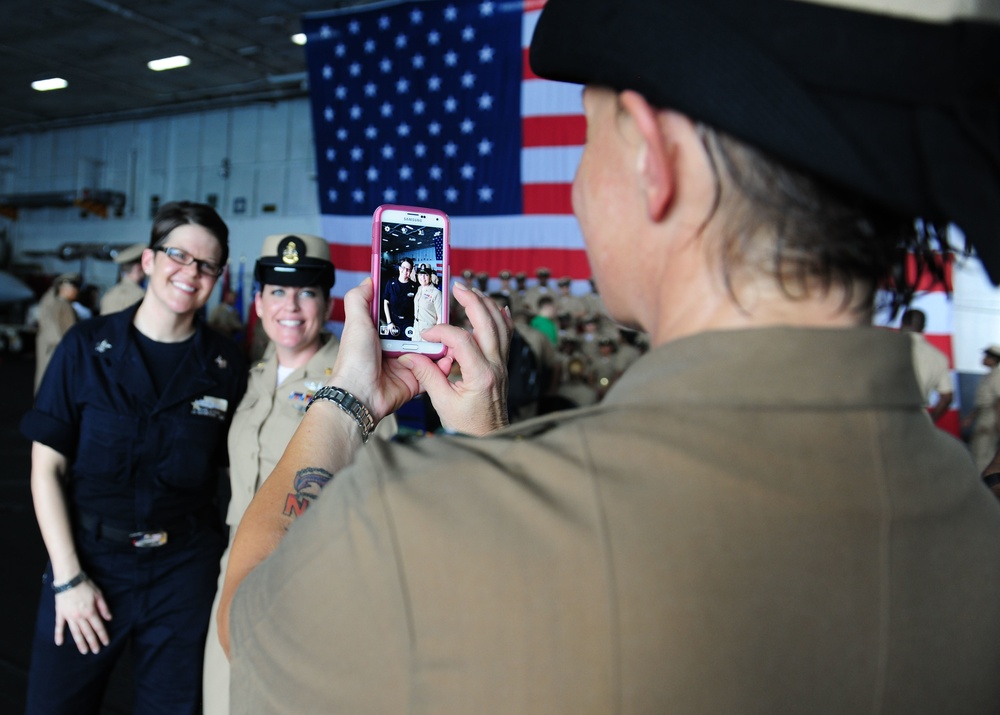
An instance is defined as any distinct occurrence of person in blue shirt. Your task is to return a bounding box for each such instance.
[381,256,416,338]
[21,200,247,715]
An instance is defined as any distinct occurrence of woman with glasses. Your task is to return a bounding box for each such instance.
[21,200,248,714]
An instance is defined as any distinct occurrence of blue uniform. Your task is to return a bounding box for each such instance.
[21,305,247,715]
[383,278,416,336]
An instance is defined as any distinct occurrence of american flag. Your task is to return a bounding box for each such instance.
[302,0,588,325]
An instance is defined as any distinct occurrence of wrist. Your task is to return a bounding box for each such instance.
[307,386,375,442]
[52,571,88,594]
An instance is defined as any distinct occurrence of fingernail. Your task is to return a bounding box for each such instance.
[454,282,467,291]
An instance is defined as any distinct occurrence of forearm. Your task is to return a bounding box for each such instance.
[29,443,80,582]
[218,399,364,655]
[929,392,953,423]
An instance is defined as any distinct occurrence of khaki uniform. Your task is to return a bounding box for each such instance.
[970,366,1000,471]
[99,280,145,315]
[202,334,397,715]
[207,302,243,339]
[33,288,77,391]
[231,327,1000,714]
[412,285,442,341]
[555,291,587,319]
[521,283,554,315]
[908,332,952,406]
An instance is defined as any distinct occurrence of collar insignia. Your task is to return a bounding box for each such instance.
[215,355,228,369]
[95,339,112,353]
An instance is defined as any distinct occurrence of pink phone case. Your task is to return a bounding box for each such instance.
[371,204,450,358]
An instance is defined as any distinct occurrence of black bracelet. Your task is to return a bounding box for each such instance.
[52,571,88,594]
[307,386,375,443]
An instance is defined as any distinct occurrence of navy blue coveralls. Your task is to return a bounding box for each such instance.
[21,304,247,715]
[382,277,416,337]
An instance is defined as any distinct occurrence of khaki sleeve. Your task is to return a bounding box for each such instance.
[229,450,410,713]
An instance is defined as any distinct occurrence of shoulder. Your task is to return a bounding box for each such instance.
[197,323,248,379]
[61,309,124,345]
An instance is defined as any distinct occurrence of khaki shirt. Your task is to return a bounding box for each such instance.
[231,327,1000,714]
[970,366,1000,470]
[208,302,243,339]
[412,285,442,341]
[225,333,397,528]
[908,332,952,405]
[99,280,145,315]
[34,288,77,391]
[203,333,397,715]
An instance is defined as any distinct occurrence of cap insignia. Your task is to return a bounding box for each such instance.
[281,239,301,265]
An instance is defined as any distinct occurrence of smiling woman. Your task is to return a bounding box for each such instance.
[20,200,248,715]
[200,232,396,715]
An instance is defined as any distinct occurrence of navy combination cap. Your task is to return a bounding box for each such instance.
[529,0,1000,282]
[254,233,335,292]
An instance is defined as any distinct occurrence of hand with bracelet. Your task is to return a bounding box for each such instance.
[218,277,512,654]
[52,571,112,655]
[31,442,114,656]
[327,278,511,436]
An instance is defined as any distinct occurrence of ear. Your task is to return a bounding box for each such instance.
[254,291,264,318]
[618,90,674,223]
[140,247,155,276]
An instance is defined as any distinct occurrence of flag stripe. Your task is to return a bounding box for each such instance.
[521,146,582,183]
[327,235,587,274]
[322,214,584,250]
[522,115,586,147]
[523,183,574,214]
[522,79,583,116]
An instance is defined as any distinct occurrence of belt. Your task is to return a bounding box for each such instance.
[76,509,212,548]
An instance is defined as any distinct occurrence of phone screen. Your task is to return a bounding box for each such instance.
[374,206,449,356]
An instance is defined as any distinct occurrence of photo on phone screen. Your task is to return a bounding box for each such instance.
[372,205,450,357]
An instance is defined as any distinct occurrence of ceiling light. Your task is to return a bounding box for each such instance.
[147,55,191,72]
[32,78,68,92]
[291,33,306,46]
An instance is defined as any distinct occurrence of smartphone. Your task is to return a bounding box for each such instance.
[371,204,450,358]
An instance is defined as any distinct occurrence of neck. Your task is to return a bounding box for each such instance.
[276,340,322,371]
[133,300,196,343]
[647,265,865,348]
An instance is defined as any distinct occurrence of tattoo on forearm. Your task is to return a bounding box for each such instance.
[282,466,335,518]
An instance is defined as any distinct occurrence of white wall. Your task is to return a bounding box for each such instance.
[0,98,322,312]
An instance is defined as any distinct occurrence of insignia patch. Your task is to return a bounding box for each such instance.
[191,396,229,420]
[94,339,112,353]
[215,355,228,369]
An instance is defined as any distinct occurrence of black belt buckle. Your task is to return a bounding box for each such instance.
[129,531,168,548]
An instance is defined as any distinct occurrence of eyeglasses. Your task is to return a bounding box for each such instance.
[154,246,223,277]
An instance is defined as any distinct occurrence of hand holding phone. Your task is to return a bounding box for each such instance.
[371,205,450,358]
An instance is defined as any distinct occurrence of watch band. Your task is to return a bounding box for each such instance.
[52,571,88,594]
[307,386,375,443]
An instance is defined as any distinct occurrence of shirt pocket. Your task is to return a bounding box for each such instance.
[76,408,139,485]
[155,411,227,490]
